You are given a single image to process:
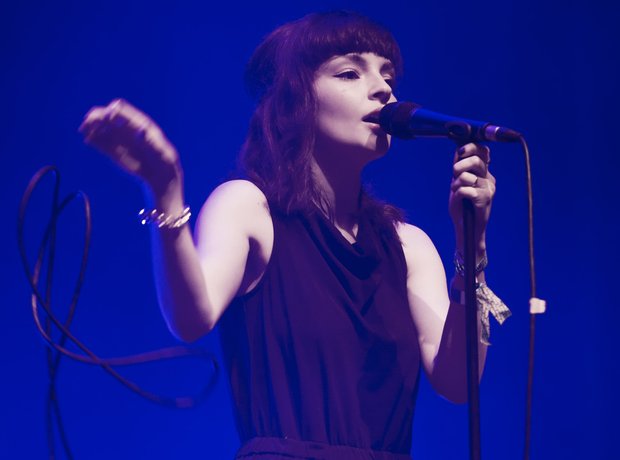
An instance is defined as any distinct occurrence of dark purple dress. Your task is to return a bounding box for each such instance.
[219,208,420,459]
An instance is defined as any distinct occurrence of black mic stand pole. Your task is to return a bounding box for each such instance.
[463,198,481,460]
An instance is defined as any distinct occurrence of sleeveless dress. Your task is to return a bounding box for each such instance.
[219,208,421,459]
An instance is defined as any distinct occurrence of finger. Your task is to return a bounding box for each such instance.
[80,103,128,142]
[104,99,129,128]
[450,172,480,191]
[79,106,107,133]
[111,144,142,173]
[106,98,154,132]
[85,101,151,146]
[453,155,488,178]
[452,173,495,194]
[455,143,491,164]
[83,134,143,175]
[451,185,493,207]
[83,126,143,171]
[82,128,121,153]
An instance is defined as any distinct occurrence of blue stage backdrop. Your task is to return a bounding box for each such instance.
[2,0,618,458]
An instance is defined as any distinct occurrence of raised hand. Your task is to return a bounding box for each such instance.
[79,98,182,197]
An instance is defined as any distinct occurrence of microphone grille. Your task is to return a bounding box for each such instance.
[379,102,420,139]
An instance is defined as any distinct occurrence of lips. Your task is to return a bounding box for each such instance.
[362,109,382,125]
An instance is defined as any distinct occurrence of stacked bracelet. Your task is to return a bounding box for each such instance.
[139,206,191,229]
[451,250,511,345]
[453,250,488,277]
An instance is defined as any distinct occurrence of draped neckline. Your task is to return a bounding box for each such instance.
[303,207,382,280]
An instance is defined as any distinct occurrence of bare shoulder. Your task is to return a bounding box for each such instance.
[396,222,442,275]
[396,222,438,255]
[196,179,271,234]
[202,179,269,212]
[194,179,274,262]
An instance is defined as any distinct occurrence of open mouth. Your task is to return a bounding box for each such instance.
[362,110,382,125]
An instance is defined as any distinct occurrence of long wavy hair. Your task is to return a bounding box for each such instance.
[240,11,405,236]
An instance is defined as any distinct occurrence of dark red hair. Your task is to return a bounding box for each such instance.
[239,11,404,234]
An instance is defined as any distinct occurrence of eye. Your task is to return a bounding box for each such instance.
[335,70,359,80]
[383,76,395,89]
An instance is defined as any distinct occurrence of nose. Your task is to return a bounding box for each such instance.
[369,74,393,104]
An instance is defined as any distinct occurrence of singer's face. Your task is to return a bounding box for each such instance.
[312,52,397,164]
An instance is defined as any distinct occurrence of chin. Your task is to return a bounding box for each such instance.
[376,135,391,154]
[366,133,391,157]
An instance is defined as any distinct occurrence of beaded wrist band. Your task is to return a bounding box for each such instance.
[139,206,191,229]
[454,250,488,277]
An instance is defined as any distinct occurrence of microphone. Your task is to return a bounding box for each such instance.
[379,101,521,143]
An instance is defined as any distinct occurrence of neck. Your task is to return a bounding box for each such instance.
[311,153,363,236]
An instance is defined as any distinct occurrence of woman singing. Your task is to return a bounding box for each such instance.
[79,10,508,460]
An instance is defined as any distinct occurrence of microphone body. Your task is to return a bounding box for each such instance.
[379,102,521,143]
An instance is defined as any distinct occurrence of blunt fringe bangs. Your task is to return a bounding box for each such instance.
[245,11,403,100]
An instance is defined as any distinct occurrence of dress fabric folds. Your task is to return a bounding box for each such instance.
[219,208,421,459]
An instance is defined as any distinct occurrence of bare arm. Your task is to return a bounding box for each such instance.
[399,223,487,404]
[79,99,272,342]
[399,142,495,404]
[149,180,272,342]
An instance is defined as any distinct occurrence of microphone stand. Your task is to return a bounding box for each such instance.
[463,199,481,460]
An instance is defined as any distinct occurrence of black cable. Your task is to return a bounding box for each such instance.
[32,166,75,459]
[18,166,220,459]
[519,136,542,460]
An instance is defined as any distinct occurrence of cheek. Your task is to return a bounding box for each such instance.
[315,109,358,143]
[319,104,358,131]
[315,87,355,121]
[316,102,347,134]
[313,86,361,139]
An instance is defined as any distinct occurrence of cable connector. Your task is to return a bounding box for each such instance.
[529,297,546,314]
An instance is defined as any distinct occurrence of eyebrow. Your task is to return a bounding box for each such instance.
[332,53,395,75]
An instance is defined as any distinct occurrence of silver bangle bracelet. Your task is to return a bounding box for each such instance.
[454,250,488,277]
[139,206,191,229]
